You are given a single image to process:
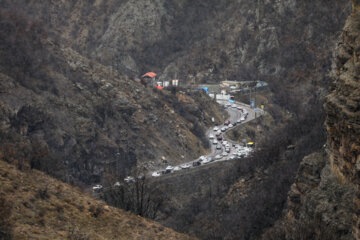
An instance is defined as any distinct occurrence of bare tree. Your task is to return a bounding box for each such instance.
[101,168,162,219]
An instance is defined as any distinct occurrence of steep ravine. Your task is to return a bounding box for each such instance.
[0,1,357,239]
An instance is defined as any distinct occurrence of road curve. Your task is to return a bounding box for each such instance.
[152,100,263,177]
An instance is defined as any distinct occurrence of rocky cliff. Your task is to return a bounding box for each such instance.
[262,150,356,239]
[262,1,360,239]
[325,1,360,237]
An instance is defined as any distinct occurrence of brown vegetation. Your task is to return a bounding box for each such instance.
[0,159,195,239]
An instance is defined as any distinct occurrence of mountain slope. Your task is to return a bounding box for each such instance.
[1,0,351,138]
[0,159,195,239]
[0,10,225,185]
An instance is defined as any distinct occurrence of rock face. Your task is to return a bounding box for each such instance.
[285,151,355,239]
[325,1,360,237]
[263,2,360,239]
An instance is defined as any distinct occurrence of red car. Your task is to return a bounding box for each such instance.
[224,120,231,125]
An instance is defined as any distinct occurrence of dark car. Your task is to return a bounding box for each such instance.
[217,135,223,141]
[193,161,201,167]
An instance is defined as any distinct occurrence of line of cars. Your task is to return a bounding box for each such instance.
[151,102,252,178]
[224,102,249,123]
[92,175,145,192]
[151,155,215,177]
[210,103,252,161]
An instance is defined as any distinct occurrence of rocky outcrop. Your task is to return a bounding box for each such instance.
[263,2,360,238]
[326,0,360,187]
[325,1,360,237]
[261,150,356,239]
[286,151,355,239]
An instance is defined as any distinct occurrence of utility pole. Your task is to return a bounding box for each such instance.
[249,84,251,106]
[255,82,257,109]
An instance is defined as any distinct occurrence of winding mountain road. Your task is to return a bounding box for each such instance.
[92,100,264,191]
[152,100,264,177]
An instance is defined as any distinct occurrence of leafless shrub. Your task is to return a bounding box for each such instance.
[88,205,103,218]
[101,169,162,219]
[36,186,50,200]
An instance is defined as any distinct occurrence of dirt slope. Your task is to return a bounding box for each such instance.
[0,159,196,240]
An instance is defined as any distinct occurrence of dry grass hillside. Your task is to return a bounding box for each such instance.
[0,160,195,240]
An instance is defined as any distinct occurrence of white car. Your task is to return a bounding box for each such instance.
[237,119,242,123]
[228,124,233,128]
[166,166,174,171]
[152,171,161,177]
[237,106,243,111]
[181,164,191,169]
[222,141,228,146]
[215,155,222,160]
[231,104,237,108]
[225,148,230,153]
[237,149,250,157]
[113,182,121,187]
[240,117,245,121]
[222,152,229,156]
[225,126,229,130]
[213,139,218,144]
[216,144,222,150]
[221,127,226,132]
[213,126,219,131]
[124,176,135,183]
[92,184,103,191]
[209,134,215,139]
[216,130,222,136]
[202,159,210,164]
[173,166,181,171]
